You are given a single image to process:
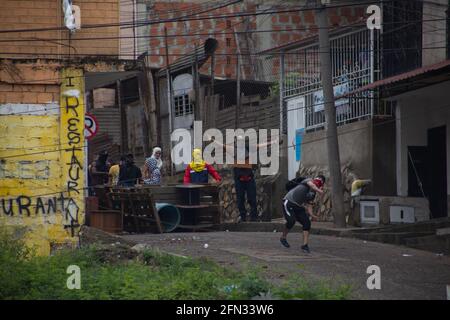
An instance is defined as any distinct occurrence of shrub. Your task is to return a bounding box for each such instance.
[0,226,352,300]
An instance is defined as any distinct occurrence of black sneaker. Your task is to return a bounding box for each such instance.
[301,244,310,253]
[280,238,290,248]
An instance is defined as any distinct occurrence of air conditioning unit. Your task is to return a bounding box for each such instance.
[360,200,380,224]
[390,206,415,223]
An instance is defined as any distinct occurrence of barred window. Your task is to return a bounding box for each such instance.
[174,94,193,117]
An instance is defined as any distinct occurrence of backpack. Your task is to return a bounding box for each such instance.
[285,176,308,192]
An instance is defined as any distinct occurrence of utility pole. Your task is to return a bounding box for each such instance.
[164,27,174,176]
[316,0,346,228]
[235,53,241,129]
[193,44,200,122]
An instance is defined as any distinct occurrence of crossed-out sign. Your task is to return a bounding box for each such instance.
[84,113,98,140]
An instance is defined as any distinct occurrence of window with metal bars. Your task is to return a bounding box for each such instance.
[173,94,193,117]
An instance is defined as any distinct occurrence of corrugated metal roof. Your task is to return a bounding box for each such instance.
[345,59,450,97]
[85,71,140,90]
[90,108,121,145]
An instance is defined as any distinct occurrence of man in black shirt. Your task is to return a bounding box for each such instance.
[280,175,325,253]
[118,154,142,187]
[210,135,280,222]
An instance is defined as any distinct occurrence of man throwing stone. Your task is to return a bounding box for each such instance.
[280,175,326,253]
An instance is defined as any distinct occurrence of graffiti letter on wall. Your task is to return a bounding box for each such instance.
[60,68,85,237]
[17,195,31,216]
[1,198,14,216]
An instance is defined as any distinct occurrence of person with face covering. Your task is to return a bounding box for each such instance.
[280,175,325,253]
[183,148,222,184]
[144,147,163,185]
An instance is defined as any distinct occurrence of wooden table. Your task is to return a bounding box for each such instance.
[175,184,219,230]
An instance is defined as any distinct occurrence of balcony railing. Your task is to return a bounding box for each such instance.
[281,28,393,130]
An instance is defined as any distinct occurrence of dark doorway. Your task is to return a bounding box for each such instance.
[428,126,448,218]
[408,146,428,198]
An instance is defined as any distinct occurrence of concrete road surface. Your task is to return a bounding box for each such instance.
[123,231,450,300]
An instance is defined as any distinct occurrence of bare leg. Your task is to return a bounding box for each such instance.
[281,226,289,239]
[302,230,309,245]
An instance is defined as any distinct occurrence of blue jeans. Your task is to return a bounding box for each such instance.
[234,177,258,220]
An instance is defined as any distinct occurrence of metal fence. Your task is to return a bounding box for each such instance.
[280,27,393,130]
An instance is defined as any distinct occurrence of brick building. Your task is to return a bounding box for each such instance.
[0,0,120,57]
[132,0,364,79]
[0,0,135,255]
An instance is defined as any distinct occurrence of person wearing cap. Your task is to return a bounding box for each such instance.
[279,175,326,253]
[183,148,222,184]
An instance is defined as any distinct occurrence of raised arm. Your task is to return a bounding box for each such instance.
[256,136,282,148]
[307,180,324,194]
[206,136,234,153]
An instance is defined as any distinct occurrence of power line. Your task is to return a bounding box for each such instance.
[0,0,410,34]
[2,44,449,59]
[2,17,449,44]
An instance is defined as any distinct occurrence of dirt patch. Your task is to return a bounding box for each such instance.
[80,226,137,247]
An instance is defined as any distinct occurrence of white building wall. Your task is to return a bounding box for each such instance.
[395,80,450,216]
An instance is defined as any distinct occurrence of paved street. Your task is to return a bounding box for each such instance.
[123,231,450,300]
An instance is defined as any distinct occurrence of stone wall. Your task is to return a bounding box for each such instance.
[217,167,280,223]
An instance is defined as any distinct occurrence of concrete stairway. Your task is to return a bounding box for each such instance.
[345,218,450,254]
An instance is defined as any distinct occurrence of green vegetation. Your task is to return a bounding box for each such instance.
[0,226,352,300]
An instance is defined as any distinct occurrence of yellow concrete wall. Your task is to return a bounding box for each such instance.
[0,68,85,256]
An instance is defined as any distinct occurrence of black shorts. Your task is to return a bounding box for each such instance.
[282,199,311,231]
